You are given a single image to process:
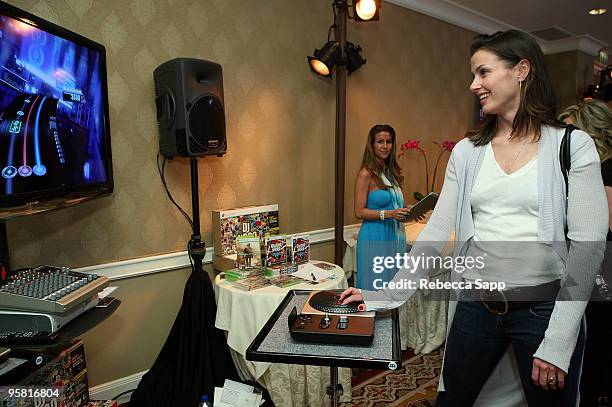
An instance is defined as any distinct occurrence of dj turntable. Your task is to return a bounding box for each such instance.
[288,307,375,345]
[289,290,375,345]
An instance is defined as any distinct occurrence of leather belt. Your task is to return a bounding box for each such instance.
[461,280,560,316]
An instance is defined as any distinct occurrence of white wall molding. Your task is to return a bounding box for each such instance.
[88,369,146,403]
[386,0,607,56]
[76,251,204,281]
[539,35,607,57]
[386,0,513,36]
[77,224,362,281]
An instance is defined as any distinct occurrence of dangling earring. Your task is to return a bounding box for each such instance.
[519,80,523,93]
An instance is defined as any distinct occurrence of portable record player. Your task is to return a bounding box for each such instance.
[289,290,375,345]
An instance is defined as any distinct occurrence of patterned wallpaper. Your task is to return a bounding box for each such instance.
[7,0,476,269]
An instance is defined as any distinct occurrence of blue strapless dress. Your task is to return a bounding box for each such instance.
[356,188,407,290]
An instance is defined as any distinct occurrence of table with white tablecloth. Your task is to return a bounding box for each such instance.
[344,221,451,354]
[213,262,352,406]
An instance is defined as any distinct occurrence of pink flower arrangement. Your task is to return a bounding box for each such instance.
[440,140,457,151]
[401,140,422,151]
[398,139,457,198]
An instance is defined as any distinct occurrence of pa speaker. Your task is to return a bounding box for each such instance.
[154,58,226,157]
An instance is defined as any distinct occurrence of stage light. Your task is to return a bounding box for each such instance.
[588,8,607,15]
[346,42,366,74]
[308,41,341,77]
[354,0,380,21]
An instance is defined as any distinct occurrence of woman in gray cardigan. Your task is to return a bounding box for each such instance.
[340,30,608,406]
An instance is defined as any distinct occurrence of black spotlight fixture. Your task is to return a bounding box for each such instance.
[307,0,379,78]
[308,41,341,77]
[346,42,366,74]
[354,0,381,21]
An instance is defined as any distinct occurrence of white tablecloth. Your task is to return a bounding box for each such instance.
[213,262,352,405]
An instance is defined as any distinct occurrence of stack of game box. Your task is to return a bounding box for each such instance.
[212,204,279,271]
[291,234,310,264]
[264,235,288,267]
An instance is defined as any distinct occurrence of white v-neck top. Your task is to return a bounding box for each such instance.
[465,143,563,286]
[472,142,538,241]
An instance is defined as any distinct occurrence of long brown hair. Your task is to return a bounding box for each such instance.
[360,124,403,189]
[466,30,564,146]
[559,100,612,162]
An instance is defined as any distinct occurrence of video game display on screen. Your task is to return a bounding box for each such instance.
[0,15,109,198]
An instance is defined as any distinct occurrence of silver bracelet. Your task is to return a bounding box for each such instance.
[379,210,385,221]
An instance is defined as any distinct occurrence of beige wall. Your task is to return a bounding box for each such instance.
[7,0,476,387]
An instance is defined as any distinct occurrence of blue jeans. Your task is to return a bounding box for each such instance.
[436,300,585,407]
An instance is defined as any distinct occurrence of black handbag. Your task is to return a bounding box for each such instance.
[561,125,611,301]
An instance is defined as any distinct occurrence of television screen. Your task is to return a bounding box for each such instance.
[0,1,112,219]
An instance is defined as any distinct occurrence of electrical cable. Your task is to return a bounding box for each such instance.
[156,152,193,227]
[327,24,336,42]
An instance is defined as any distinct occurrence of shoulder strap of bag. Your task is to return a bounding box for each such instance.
[560,124,576,198]
[560,124,576,239]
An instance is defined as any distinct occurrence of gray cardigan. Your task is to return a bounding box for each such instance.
[363,125,608,399]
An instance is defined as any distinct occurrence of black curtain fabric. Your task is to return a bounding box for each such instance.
[129,268,238,407]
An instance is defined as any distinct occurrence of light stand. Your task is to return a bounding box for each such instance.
[313,2,378,404]
[333,0,348,267]
[308,1,373,267]
[326,365,342,407]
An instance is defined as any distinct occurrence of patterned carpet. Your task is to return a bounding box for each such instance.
[346,348,444,407]
[119,348,444,407]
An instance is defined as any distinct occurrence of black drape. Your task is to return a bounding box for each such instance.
[129,267,237,406]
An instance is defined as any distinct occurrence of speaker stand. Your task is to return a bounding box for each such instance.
[188,158,206,271]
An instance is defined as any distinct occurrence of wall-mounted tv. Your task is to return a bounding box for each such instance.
[0,1,113,220]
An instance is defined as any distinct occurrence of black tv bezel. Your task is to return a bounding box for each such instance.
[0,0,114,219]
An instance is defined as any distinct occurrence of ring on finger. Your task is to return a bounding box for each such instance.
[547,375,557,386]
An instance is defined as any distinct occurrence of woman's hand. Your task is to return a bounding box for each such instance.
[404,205,426,222]
[339,287,363,305]
[389,208,411,222]
[532,357,565,391]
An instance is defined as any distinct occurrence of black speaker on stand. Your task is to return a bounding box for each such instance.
[154,58,227,158]
[130,59,236,407]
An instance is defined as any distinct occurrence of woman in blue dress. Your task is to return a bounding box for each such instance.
[354,124,410,290]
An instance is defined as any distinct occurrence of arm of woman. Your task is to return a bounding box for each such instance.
[532,131,609,388]
[343,142,464,308]
[354,168,409,221]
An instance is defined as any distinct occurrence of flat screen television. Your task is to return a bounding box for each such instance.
[0,1,113,275]
[0,1,113,220]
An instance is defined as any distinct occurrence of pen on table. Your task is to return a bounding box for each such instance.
[311,273,317,282]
